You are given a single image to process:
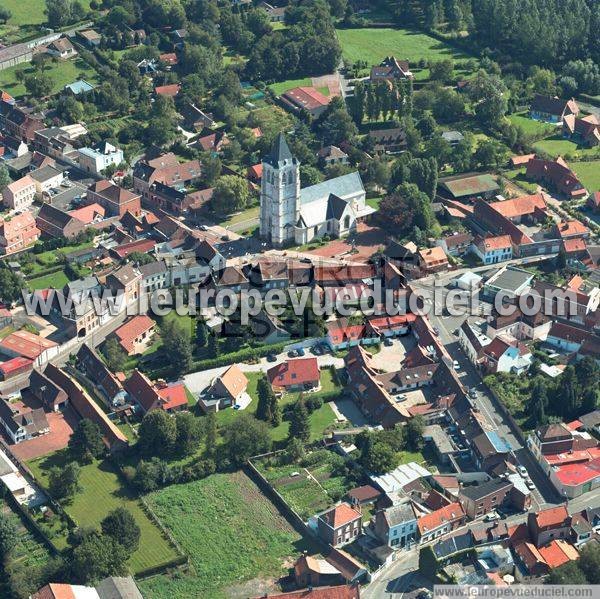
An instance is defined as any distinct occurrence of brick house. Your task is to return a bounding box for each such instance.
[458,478,514,519]
[36,203,86,239]
[317,503,362,547]
[267,357,320,393]
[2,175,36,210]
[417,502,466,543]
[528,506,571,547]
[111,315,155,355]
[0,211,40,254]
[530,95,579,123]
[87,180,141,217]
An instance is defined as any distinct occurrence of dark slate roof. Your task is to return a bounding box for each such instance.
[432,530,473,560]
[459,478,513,501]
[264,133,296,167]
[326,194,350,221]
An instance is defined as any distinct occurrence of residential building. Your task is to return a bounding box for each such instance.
[78,141,124,175]
[442,131,464,147]
[470,235,513,265]
[562,114,600,147]
[0,211,40,254]
[526,156,586,199]
[32,127,76,159]
[434,232,473,257]
[370,56,413,82]
[418,246,449,274]
[280,87,330,119]
[0,101,44,141]
[458,478,514,519]
[554,219,590,241]
[36,203,86,239]
[87,180,142,217]
[30,165,63,195]
[139,260,169,293]
[75,344,127,407]
[528,506,571,547]
[105,264,141,306]
[29,368,69,411]
[470,430,512,472]
[124,369,188,414]
[458,321,491,365]
[481,336,532,374]
[45,37,77,59]
[200,364,249,413]
[368,128,407,154]
[267,357,320,393]
[374,500,417,548]
[317,145,349,167]
[68,203,106,225]
[111,315,155,355]
[77,29,102,47]
[0,399,49,444]
[417,502,466,543]
[133,155,202,198]
[2,174,36,210]
[530,95,579,123]
[317,503,362,547]
[154,83,181,98]
[258,1,286,21]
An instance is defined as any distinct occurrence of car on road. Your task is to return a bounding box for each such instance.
[517,465,528,478]
[469,389,478,399]
[525,478,536,490]
[383,337,393,346]
[453,360,460,370]
[484,511,500,522]
[266,353,277,362]
[288,350,298,358]
[433,326,440,336]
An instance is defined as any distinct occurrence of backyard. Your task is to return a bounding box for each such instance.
[572,160,600,192]
[27,452,180,574]
[508,111,556,137]
[335,27,477,80]
[139,471,315,599]
[533,136,600,161]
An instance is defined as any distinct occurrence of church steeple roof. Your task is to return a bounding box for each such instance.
[264,133,296,167]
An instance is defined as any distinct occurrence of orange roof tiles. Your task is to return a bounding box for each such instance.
[218,364,248,398]
[490,193,547,219]
[538,540,579,568]
[556,219,590,239]
[0,330,58,360]
[477,234,512,251]
[113,315,155,354]
[267,357,320,389]
[320,503,362,528]
[417,502,464,533]
[68,202,105,224]
[534,505,570,529]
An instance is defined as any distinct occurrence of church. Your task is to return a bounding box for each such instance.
[259,134,376,247]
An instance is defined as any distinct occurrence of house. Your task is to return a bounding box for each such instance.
[192,129,230,153]
[374,500,417,549]
[68,202,106,225]
[124,369,187,414]
[2,174,36,210]
[30,165,63,195]
[31,127,76,159]
[317,145,349,167]
[75,344,127,407]
[294,549,367,587]
[33,577,143,599]
[78,142,124,175]
[267,357,320,393]
[368,128,407,154]
[139,260,169,293]
[29,368,68,411]
[470,235,513,264]
[154,83,181,98]
[0,399,49,444]
[179,103,216,131]
[45,37,77,59]
[36,203,86,239]
[251,586,360,599]
[434,232,473,257]
[481,336,532,374]
[77,29,102,47]
[470,430,512,472]
[200,364,249,413]
[417,502,465,543]
[441,174,500,202]
[87,180,142,217]
[554,219,590,240]
[562,114,600,147]
[528,506,571,547]
[0,211,40,254]
[280,87,331,119]
[133,156,201,198]
[458,478,514,519]
[370,56,413,82]
[159,52,179,67]
[366,313,416,338]
[442,131,464,147]
[418,246,449,274]
[513,539,579,577]
[317,503,362,547]
[258,1,286,21]
[111,315,155,356]
[346,484,382,508]
[530,95,579,123]
[105,264,141,306]
[0,101,45,141]
[326,319,367,351]
[526,156,586,199]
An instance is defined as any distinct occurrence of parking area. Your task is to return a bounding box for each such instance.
[368,335,416,371]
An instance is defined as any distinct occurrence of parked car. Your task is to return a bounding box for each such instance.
[484,512,500,522]
[266,353,277,362]
[525,478,536,490]
[311,345,322,355]
[297,347,305,356]
[517,465,528,477]
[433,326,440,336]
[469,389,478,399]
[383,337,393,346]
[453,360,461,370]
[288,350,298,358]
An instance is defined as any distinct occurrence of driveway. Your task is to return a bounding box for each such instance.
[369,337,415,371]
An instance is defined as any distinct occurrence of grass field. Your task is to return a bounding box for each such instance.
[508,112,555,137]
[27,270,70,290]
[254,448,353,519]
[0,57,98,98]
[28,453,179,574]
[139,471,314,599]
[504,168,540,194]
[572,160,600,192]
[336,27,477,80]
[269,77,312,96]
[533,135,600,160]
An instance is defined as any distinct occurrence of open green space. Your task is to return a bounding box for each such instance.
[508,112,555,137]
[254,448,354,519]
[269,77,312,96]
[27,270,70,290]
[0,56,98,98]
[533,135,600,160]
[504,168,539,194]
[335,27,477,80]
[27,453,179,574]
[572,160,600,192]
[139,471,313,599]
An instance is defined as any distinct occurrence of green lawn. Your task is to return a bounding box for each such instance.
[336,27,477,80]
[366,196,383,209]
[217,204,260,228]
[27,453,179,574]
[572,160,600,192]
[216,369,339,443]
[27,270,70,290]
[269,77,312,96]
[508,111,555,137]
[504,168,540,194]
[0,57,98,98]
[533,135,600,160]
[139,471,314,599]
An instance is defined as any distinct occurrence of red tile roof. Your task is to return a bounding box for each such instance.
[319,503,362,528]
[281,86,330,112]
[555,219,590,239]
[534,505,570,529]
[0,356,33,375]
[113,315,155,354]
[159,52,178,65]
[417,502,464,534]
[538,539,579,568]
[157,381,188,411]
[0,330,58,360]
[31,583,77,599]
[554,456,600,487]
[327,323,366,346]
[563,238,587,253]
[68,202,105,224]
[154,83,181,97]
[267,357,320,389]
[111,238,157,259]
[490,193,547,219]
[476,234,512,251]
[347,484,381,503]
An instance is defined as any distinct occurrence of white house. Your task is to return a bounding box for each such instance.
[30,165,64,195]
[2,175,37,211]
[470,235,513,265]
[78,141,124,175]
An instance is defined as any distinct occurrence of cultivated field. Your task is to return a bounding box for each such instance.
[28,453,179,574]
[139,471,313,599]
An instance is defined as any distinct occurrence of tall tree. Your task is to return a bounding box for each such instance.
[101,507,141,554]
[288,399,310,443]
[68,419,105,463]
[256,375,273,423]
[138,410,177,457]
